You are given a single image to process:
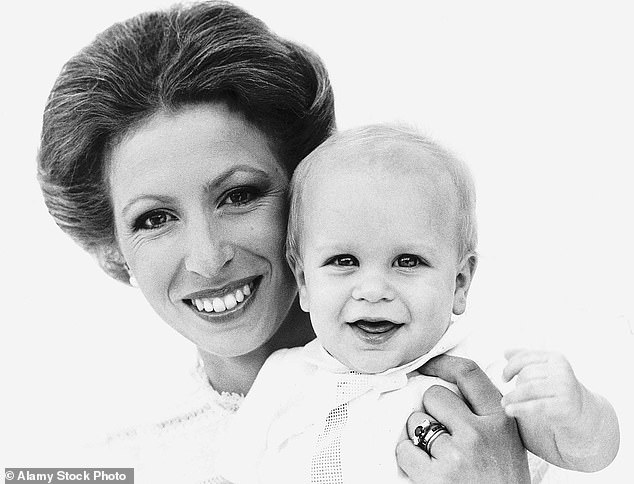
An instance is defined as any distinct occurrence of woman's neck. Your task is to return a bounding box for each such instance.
[198,298,315,395]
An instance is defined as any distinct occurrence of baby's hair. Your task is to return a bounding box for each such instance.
[286,124,477,270]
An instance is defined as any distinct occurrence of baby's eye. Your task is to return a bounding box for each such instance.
[222,187,260,206]
[134,210,176,231]
[394,254,423,268]
[327,254,359,267]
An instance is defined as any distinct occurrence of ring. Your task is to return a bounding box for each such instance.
[412,419,449,455]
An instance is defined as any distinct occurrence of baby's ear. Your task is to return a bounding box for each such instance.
[452,253,478,315]
[291,262,310,313]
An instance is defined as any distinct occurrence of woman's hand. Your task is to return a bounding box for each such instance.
[396,355,530,483]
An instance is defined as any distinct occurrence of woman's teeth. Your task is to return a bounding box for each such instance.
[191,282,254,314]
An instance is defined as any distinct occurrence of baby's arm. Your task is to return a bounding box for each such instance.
[501,349,619,472]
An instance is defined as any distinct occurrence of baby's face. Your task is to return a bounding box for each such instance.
[296,144,473,373]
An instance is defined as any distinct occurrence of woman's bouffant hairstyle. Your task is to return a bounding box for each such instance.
[38,1,336,284]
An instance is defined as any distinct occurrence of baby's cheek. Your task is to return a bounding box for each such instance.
[310,310,339,344]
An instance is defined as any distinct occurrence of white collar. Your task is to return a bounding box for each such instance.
[302,318,469,390]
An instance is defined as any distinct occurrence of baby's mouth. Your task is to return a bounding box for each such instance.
[186,278,259,314]
[349,320,401,334]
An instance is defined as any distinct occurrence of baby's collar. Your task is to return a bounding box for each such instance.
[302,319,470,376]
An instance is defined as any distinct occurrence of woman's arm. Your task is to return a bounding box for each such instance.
[396,355,531,484]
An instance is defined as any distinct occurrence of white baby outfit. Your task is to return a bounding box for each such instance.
[219,321,488,483]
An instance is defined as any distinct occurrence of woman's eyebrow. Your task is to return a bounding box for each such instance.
[121,194,177,217]
[202,164,273,194]
[121,165,274,216]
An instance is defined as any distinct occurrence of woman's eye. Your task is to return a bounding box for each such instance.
[328,255,359,267]
[222,187,259,206]
[134,211,175,231]
[395,254,423,268]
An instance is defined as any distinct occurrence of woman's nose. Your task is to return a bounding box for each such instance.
[184,221,235,277]
[351,272,395,303]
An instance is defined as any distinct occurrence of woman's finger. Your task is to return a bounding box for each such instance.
[395,439,431,482]
[421,384,475,429]
[405,411,452,457]
[419,355,502,416]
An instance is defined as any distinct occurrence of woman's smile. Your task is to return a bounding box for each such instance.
[184,277,260,317]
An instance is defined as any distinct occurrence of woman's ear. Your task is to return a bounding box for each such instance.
[453,253,478,316]
[94,242,130,285]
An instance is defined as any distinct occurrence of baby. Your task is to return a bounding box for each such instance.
[219,125,619,482]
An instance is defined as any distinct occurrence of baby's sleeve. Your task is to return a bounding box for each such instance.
[216,349,291,484]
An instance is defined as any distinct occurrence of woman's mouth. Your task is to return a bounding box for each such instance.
[186,278,260,315]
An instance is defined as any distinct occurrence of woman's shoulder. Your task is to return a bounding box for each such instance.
[106,382,241,442]
[90,360,243,482]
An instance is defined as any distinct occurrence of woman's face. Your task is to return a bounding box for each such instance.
[109,103,297,357]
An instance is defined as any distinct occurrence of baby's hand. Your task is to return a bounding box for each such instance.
[500,349,584,428]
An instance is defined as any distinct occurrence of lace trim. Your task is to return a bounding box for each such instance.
[145,362,244,431]
[193,358,245,412]
[106,360,244,442]
[213,391,243,412]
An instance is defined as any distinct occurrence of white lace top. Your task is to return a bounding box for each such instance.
[97,362,242,484]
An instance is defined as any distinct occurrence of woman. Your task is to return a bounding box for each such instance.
[38,1,528,482]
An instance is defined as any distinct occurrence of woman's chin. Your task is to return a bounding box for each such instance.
[191,322,277,359]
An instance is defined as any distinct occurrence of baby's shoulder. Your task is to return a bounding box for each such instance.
[258,345,314,381]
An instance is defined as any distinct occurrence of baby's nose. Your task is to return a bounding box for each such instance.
[351,273,395,303]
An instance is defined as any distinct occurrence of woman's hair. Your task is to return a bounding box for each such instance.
[286,124,477,270]
[38,1,336,283]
